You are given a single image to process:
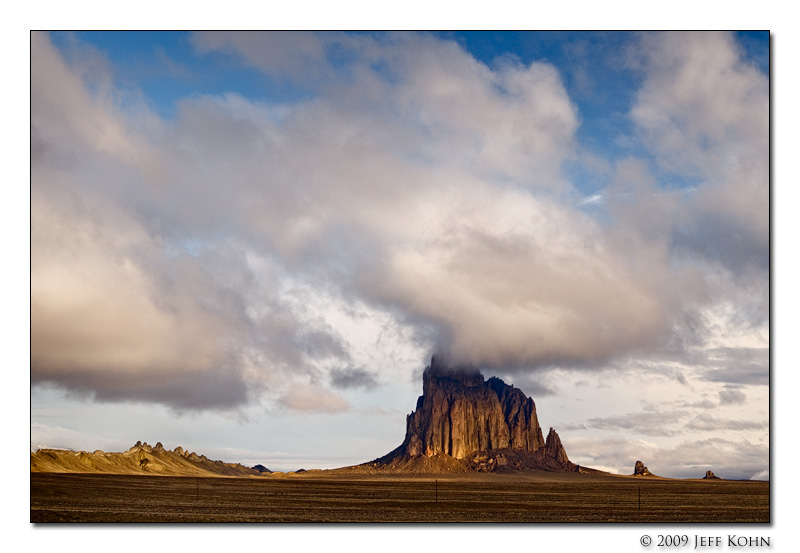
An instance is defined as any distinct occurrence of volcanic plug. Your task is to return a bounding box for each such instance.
[373,355,577,472]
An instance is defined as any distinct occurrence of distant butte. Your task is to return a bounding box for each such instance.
[364,355,588,473]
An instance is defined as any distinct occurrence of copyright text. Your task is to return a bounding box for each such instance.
[639,535,771,548]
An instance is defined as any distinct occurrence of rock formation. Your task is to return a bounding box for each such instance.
[633,460,652,476]
[31,441,270,477]
[703,470,720,479]
[544,427,570,466]
[374,355,575,472]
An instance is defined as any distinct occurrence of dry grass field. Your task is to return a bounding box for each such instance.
[30,471,769,523]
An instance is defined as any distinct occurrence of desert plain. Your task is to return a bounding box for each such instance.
[30,471,768,523]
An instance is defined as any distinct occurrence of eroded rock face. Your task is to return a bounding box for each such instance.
[487,377,545,452]
[544,427,570,466]
[634,460,652,476]
[403,357,509,458]
[399,356,570,469]
[703,470,720,479]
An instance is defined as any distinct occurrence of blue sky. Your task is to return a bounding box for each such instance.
[31,31,770,482]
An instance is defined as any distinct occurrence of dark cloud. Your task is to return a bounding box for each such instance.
[615,344,768,389]
[329,366,380,390]
[494,373,559,398]
[699,348,769,386]
[676,398,718,409]
[671,211,769,273]
[32,366,251,412]
[719,389,747,405]
[687,413,765,432]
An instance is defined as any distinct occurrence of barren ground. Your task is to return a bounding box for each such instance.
[30,471,769,523]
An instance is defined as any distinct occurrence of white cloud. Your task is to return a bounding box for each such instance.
[579,193,603,205]
[632,31,768,272]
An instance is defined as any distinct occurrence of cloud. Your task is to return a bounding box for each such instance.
[191,31,350,87]
[687,413,765,432]
[579,193,603,205]
[506,374,558,398]
[586,410,687,437]
[699,348,769,386]
[719,389,747,405]
[566,434,767,480]
[277,384,350,414]
[31,422,131,453]
[30,31,768,416]
[30,173,351,410]
[329,366,380,390]
[31,35,369,411]
[632,31,768,273]
[676,398,718,409]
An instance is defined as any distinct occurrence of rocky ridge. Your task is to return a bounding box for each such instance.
[31,441,270,477]
[370,355,578,473]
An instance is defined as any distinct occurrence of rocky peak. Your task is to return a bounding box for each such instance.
[128,441,153,453]
[544,427,570,465]
[487,376,545,451]
[405,358,508,458]
[633,460,652,476]
[394,356,573,471]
